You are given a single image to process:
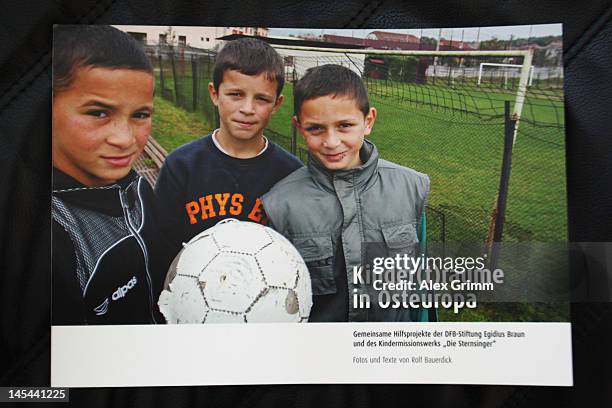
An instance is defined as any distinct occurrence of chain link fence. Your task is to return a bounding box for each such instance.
[152,45,218,129]
[148,46,566,244]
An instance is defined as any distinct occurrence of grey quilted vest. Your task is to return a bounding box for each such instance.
[263,140,430,321]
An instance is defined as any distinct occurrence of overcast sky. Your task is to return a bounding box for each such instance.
[269,24,562,42]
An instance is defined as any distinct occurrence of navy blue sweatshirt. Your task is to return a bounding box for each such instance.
[154,133,303,260]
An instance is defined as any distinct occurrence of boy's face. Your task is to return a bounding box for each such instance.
[208,70,283,143]
[52,66,154,187]
[295,95,376,171]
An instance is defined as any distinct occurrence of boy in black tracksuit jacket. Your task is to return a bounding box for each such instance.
[155,38,302,260]
[52,169,165,324]
[51,25,168,324]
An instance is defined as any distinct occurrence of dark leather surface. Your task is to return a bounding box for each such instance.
[1,0,611,406]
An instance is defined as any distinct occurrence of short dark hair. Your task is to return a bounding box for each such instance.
[53,25,154,93]
[294,64,370,118]
[213,38,284,98]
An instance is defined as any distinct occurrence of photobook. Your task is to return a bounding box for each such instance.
[51,23,572,386]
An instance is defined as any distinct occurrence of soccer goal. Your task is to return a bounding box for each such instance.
[267,44,551,246]
[477,62,534,88]
[271,45,534,145]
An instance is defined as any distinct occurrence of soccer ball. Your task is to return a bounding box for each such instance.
[158,219,312,323]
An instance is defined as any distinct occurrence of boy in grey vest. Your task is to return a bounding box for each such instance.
[262,64,431,322]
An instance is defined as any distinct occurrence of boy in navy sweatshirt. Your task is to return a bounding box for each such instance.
[154,38,302,258]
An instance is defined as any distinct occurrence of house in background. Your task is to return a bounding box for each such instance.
[365,31,420,44]
[114,25,268,49]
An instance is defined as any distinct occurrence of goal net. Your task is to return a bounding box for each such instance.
[266,45,566,244]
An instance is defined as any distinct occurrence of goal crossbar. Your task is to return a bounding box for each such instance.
[478,63,534,86]
[271,44,530,58]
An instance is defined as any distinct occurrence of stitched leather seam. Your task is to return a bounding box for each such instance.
[0,55,52,112]
[564,3,612,64]
[343,0,384,28]
[0,0,118,114]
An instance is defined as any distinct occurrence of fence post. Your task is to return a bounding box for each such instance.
[158,51,165,98]
[204,54,212,126]
[191,54,198,112]
[170,51,179,105]
[291,68,297,155]
[486,101,515,269]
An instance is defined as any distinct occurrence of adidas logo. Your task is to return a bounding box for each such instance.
[92,276,138,315]
[93,298,109,316]
[112,276,138,301]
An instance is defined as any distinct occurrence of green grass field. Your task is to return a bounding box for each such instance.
[152,96,211,151]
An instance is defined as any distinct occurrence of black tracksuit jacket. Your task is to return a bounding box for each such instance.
[52,168,169,325]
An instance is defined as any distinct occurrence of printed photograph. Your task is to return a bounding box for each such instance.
[51,24,567,325]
